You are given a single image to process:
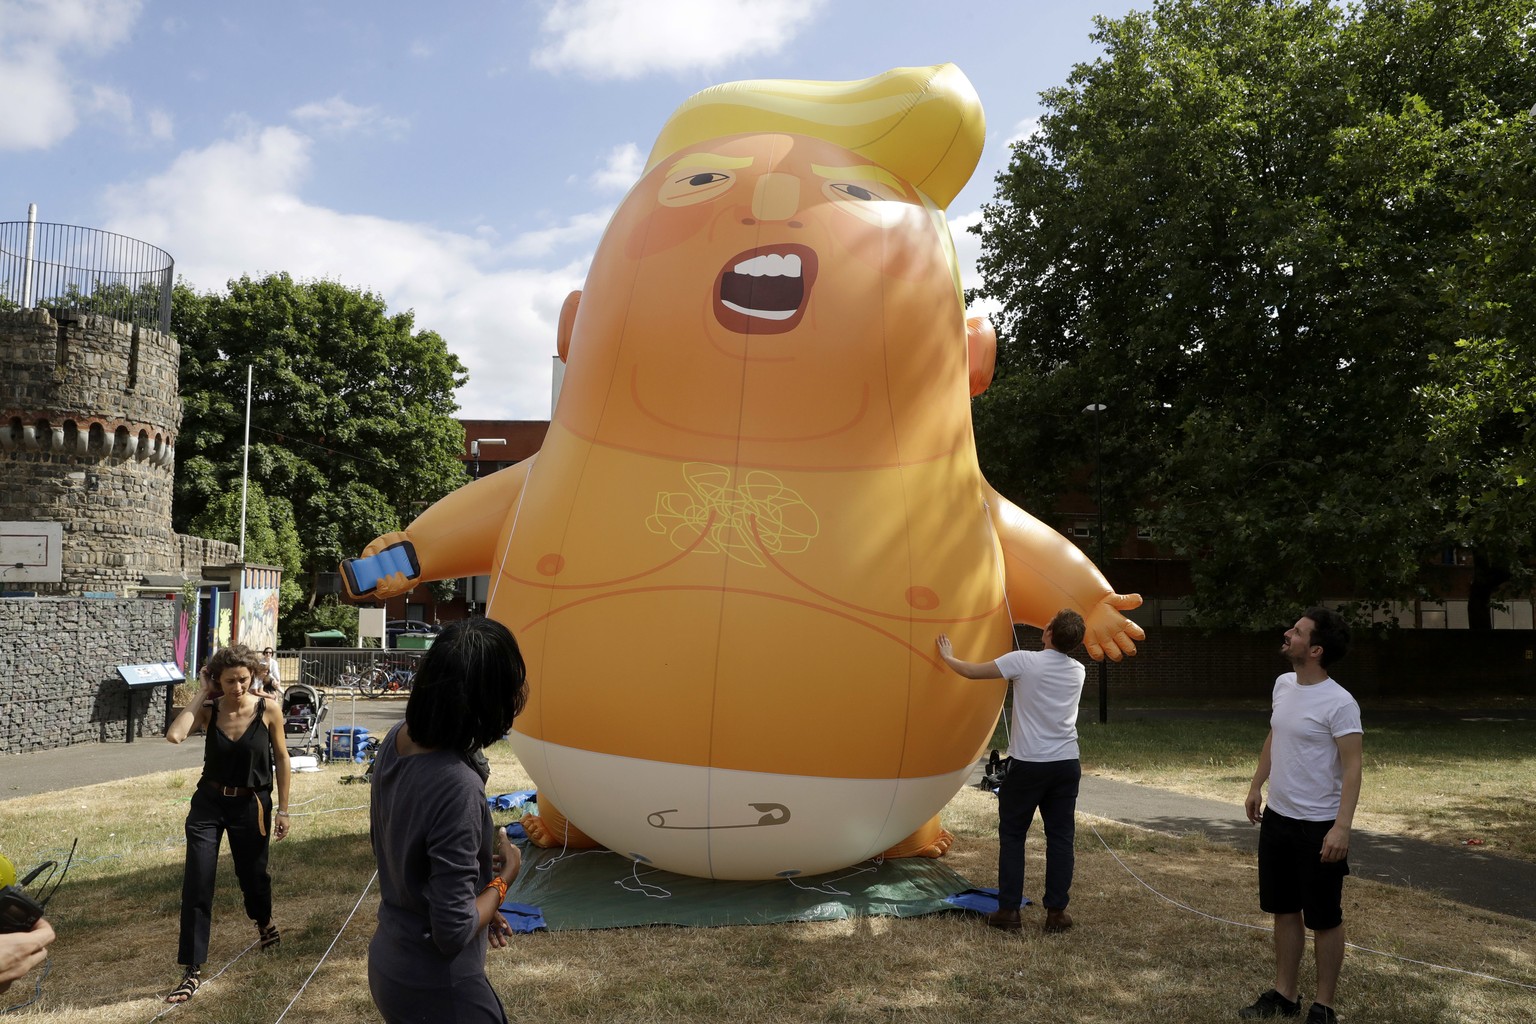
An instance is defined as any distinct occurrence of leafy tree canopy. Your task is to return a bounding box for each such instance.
[173,273,470,644]
[185,481,306,617]
[973,0,1535,629]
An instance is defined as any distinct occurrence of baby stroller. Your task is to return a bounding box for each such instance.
[281,683,330,763]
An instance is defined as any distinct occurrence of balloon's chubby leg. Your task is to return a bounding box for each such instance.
[522,799,600,850]
[340,457,536,601]
[880,815,954,860]
[986,483,1147,663]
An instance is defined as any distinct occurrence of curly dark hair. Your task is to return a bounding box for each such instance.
[204,644,262,683]
[405,617,528,754]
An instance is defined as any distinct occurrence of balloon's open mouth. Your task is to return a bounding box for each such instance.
[713,244,818,335]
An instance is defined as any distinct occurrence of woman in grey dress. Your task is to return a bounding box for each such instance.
[367,617,527,1023]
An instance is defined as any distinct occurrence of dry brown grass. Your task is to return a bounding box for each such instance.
[1080,716,1536,862]
[2,744,1533,1023]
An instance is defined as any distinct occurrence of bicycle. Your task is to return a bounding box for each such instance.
[335,661,378,696]
[362,664,414,697]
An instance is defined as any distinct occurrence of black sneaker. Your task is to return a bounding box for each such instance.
[1238,990,1302,1019]
[1305,1004,1337,1024]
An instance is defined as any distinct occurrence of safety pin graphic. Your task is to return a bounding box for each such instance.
[647,803,791,830]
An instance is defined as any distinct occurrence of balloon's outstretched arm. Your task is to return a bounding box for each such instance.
[985,484,1145,662]
[341,456,536,601]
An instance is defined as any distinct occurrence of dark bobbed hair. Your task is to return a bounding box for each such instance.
[1303,606,1351,669]
[405,617,528,753]
[1048,608,1086,652]
[205,644,262,683]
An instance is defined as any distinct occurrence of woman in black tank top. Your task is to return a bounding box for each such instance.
[162,644,293,1003]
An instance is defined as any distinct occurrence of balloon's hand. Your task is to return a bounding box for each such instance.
[341,535,420,600]
[1081,592,1146,663]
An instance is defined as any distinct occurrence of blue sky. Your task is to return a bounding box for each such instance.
[3,0,1138,418]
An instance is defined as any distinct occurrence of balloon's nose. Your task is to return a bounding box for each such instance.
[752,173,802,222]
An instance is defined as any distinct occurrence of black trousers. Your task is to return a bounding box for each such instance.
[178,786,273,966]
[995,758,1080,912]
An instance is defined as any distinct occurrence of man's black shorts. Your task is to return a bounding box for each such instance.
[1258,807,1349,930]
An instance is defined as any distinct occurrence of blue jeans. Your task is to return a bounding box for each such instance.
[996,758,1080,911]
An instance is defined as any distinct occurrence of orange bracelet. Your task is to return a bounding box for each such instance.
[483,876,508,903]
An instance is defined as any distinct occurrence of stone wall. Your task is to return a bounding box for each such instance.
[176,534,240,579]
[0,596,180,753]
[0,307,183,595]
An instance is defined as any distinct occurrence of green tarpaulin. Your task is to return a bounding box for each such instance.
[506,843,976,930]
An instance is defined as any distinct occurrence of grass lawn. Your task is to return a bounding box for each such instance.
[0,730,1532,1023]
[1075,714,1536,862]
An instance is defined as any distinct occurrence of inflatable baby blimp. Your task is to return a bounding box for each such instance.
[343,64,1145,880]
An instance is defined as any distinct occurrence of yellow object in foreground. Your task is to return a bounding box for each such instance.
[343,65,1143,880]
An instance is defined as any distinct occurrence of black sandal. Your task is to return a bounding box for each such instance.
[258,922,281,951]
[166,968,201,1003]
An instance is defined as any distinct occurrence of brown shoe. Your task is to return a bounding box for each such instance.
[986,907,1022,932]
[1043,908,1073,934]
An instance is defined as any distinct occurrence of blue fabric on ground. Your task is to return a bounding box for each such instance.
[487,790,536,811]
[941,887,1031,914]
[498,901,546,933]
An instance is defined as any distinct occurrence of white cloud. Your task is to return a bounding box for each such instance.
[81,83,175,147]
[512,208,613,258]
[99,125,588,419]
[290,96,409,137]
[590,143,642,193]
[0,0,142,150]
[531,0,825,79]
[87,84,133,121]
[0,0,140,45]
[0,51,76,149]
[146,108,174,142]
[948,208,1000,319]
[1005,115,1043,149]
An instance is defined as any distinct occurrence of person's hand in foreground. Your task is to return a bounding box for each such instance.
[0,917,56,992]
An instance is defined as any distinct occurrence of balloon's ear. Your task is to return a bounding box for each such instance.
[966,315,996,396]
[557,290,581,364]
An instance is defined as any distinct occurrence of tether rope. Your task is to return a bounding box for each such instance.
[1088,822,1536,992]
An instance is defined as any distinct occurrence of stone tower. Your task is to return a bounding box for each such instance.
[0,307,183,594]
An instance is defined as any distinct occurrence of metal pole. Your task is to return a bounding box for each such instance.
[1083,403,1108,724]
[238,364,252,560]
[1095,409,1108,725]
[21,204,36,309]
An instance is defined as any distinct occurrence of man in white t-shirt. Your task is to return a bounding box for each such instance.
[1240,608,1362,1024]
[936,609,1087,935]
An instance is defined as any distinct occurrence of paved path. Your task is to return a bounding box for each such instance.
[3,702,1532,922]
[0,694,405,799]
[1075,776,1536,922]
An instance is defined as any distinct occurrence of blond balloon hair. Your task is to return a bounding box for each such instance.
[645,63,985,210]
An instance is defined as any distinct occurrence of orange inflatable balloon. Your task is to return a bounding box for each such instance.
[344,64,1144,880]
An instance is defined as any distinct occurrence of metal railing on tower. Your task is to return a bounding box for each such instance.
[0,212,174,333]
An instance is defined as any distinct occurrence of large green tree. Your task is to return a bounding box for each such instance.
[186,481,306,616]
[973,0,1535,628]
[173,273,470,643]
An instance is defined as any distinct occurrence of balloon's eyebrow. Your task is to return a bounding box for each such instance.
[811,163,907,195]
[665,153,754,176]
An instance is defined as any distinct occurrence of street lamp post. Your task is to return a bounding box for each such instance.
[470,437,506,481]
[1083,403,1108,724]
